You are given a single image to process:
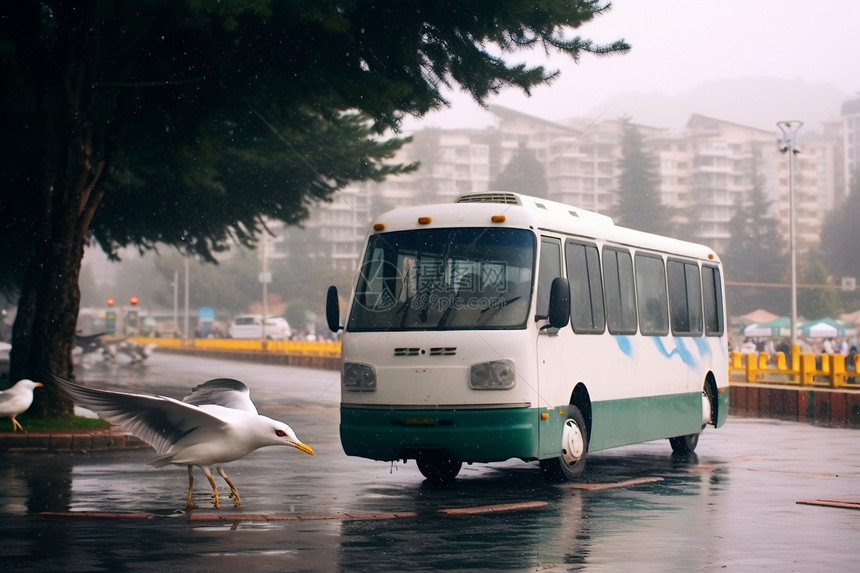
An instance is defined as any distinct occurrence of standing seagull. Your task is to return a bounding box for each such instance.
[0,379,43,432]
[55,377,314,508]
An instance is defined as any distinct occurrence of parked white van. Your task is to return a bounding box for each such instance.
[228,315,291,340]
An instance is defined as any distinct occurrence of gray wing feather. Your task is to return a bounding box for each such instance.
[55,378,229,455]
[182,378,258,414]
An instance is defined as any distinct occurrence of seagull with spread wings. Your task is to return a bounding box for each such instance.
[56,377,314,509]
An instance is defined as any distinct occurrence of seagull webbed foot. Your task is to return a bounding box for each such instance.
[202,469,221,508]
[217,467,241,507]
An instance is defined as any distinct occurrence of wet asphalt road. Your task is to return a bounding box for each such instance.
[1,353,859,572]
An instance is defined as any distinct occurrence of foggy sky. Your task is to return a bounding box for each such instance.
[405,0,858,131]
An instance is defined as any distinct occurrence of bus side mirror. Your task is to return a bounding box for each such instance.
[326,286,342,332]
[547,277,570,329]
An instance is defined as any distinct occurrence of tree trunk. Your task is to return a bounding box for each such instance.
[9,240,83,417]
[8,127,105,417]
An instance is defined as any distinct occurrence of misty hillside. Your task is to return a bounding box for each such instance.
[585,77,851,133]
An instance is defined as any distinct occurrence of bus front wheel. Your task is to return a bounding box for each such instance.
[668,432,699,454]
[541,405,588,482]
[416,451,462,482]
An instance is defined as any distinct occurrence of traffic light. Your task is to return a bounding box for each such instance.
[129,295,139,306]
[106,297,115,307]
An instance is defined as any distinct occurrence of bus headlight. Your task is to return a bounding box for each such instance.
[469,359,516,390]
[343,362,377,392]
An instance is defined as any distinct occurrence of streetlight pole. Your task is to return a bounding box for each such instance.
[777,120,803,350]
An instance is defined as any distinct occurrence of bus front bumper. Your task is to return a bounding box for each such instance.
[339,404,539,463]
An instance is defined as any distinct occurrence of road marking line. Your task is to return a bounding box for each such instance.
[437,501,548,515]
[566,476,664,491]
[796,499,860,510]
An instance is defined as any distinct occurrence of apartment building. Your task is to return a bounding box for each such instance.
[680,114,781,252]
[842,96,860,196]
[277,102,850,272]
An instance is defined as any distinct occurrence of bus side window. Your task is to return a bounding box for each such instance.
[537,237,563,318]
[667,259,703,336]
[565,240,605,333]
[603,247,637,334]
[635,254,669,336]
[702,265,724,336]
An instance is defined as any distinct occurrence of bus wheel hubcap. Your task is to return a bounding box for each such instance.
[561,419,584,465]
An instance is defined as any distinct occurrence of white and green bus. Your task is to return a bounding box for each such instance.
[326,192,728,481]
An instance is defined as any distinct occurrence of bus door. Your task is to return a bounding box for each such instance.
[536,236,566,455]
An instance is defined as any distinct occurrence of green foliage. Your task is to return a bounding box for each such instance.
[494,142,549,197]
[612,118,677,235]
[2,415,111,433]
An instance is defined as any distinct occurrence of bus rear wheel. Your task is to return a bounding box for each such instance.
[416,451,462,482]
[669,382,714,454]
[541,405,588,482]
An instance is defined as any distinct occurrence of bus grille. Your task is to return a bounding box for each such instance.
[393,347,458,356]
[429,347,457,356]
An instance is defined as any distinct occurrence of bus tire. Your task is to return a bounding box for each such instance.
[416,451,462,482]
[541,405,588,482]
[703,380,717,428]
[668,432,699,454]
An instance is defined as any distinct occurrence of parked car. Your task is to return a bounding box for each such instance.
[228,315,291,340]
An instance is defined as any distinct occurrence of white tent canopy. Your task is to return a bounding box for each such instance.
[806,322,838,338]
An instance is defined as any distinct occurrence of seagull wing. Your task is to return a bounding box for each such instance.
[56,378,230,455]
[0,388,23,413]
[182,378,258,414]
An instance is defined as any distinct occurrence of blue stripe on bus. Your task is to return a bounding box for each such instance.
[653,337,697,368]
[613,335,633,356]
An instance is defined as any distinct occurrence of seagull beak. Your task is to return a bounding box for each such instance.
[34,383,43,388]
[291,441,315,456]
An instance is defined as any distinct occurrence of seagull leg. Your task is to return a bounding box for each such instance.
[217,466,241,507]
[201,466,220,508]
[10,415,23,432]
[186,466,196,509]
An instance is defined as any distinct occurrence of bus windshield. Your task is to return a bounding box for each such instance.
[347,227,535,331]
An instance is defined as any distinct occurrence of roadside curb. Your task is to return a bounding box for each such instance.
[0,428,150,454]
[155,346,340,371]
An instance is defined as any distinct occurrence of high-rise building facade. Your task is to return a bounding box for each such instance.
[279,102,851,272]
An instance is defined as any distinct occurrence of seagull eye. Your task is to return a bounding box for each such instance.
[275,429,287,437]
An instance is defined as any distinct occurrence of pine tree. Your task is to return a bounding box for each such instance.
[722,148,787,314]
[0,1,628,415]
[822,168,860,293]
[493,142,549,197]
[613,118,676,235]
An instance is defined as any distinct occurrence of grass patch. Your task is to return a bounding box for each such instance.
[1,415,111,433]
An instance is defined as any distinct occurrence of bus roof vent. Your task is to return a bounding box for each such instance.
[456,192,522,206]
